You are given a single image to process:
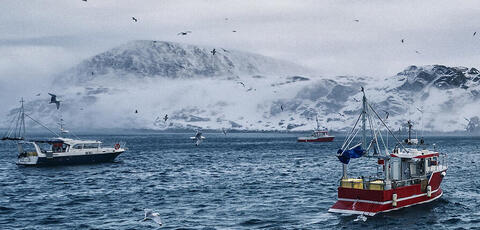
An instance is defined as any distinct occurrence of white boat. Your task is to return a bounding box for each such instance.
[2,98,126,166]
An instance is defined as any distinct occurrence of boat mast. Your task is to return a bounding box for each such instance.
[20,98,26,139]
[407,120,412,142]
[361,87,367,155]
[315,115,320,130]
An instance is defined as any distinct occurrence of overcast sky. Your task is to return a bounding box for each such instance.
[1,0,480,93]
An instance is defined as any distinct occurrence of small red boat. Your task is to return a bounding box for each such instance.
[297,130,334,142]
[297,116,335,142]
[328,88,447,216]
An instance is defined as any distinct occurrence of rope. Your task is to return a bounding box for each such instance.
[24,113,60,137]
[367,103,407,152]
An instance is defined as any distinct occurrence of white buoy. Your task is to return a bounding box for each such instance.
[392,193,398,207]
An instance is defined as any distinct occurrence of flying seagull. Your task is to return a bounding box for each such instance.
[280,105,284,111]
[48,93,60,110]
[353,19,359,22]
[141,209,162,226]
[190,130,205,146]
[337,112,345,117]
[383,110,389,120]
[416,107,424,113]
[135,110,138,114]
[237,82,245,87]
[177,31,192,36]
[232,30,237,32]
[401,39,404,43]
[474,32,477,36]
[132,17,138,22]
[222,48,229,52]
[353,98,360,102]
[36,93,41,96]
[164,114,168,122]
[415,50,421,54]
[210,48,216,55]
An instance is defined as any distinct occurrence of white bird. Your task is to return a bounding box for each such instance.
[190,130,206,146]
[354,214,367,222]
[142,209,162,226]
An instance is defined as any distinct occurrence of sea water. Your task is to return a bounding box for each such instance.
[0,133,479,229]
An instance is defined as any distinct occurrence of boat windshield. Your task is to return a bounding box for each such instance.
[18,142,36,154]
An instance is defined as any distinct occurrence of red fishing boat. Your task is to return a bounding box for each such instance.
[328,88,447,216]
[297,116,335,142]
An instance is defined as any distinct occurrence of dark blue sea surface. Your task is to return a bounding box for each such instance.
[0,133,479,229]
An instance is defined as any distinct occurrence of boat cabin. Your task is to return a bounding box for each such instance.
[340,148,447,191]
[18,138,103,157]
[312,130,329,137]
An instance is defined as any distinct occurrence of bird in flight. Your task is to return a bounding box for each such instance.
[337,112,345,117]
[48,93,61,110]
[36,93,41,96]
[177,31,192,36]
[237,82,245,87]
[222,128,227,135]
[132,17,138,22]
[415,50,421,54]
[353,19,359,22]
[383,110,389,120]
[164,114,168,122]
[135,110,138,114]
[211,48,216,55]
[232,30,237,32]
[141,209,162,226]
[281,105,284,111]
[353,98,360,102]
[474,32,477,36]
[401,39,404,43]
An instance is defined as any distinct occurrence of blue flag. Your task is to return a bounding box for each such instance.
[337,145,365,164]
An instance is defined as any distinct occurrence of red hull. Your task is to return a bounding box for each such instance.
[329,169,446,216]
[297,137,335,142]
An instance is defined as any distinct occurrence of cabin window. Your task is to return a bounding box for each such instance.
[72,144,83,150]
[83,143,99,149]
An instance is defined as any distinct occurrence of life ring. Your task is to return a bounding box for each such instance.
[114,143,120,150]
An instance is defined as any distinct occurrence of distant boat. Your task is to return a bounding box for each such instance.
[297,116,334,142]
[1,98,126,166]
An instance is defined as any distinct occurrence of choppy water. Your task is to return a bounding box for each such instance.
[0,133,479,229]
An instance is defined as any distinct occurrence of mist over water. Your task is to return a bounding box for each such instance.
[0,133,478,229]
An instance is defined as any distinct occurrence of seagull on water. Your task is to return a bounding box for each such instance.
[48,93,61,110]
[141,209,162,226]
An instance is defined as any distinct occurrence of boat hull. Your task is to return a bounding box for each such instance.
[328,169,446,216]
[297,136,335,142]
[17,151,124,166]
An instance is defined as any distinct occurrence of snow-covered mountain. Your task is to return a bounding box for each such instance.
[6,40,480,133]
